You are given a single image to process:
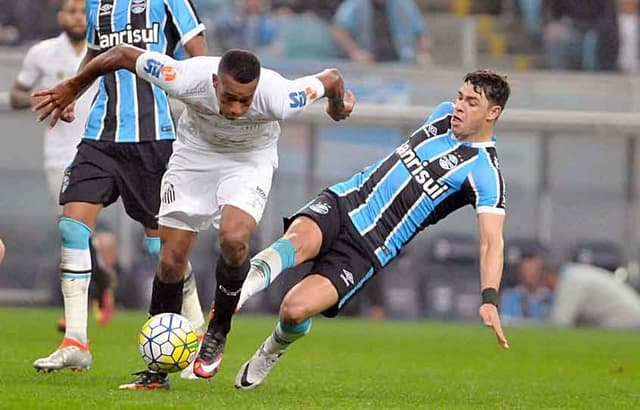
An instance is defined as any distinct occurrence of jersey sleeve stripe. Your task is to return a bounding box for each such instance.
[476,206,506,215]
[484,148,505,208]
[180,23,206,45]
[467,173,480,208]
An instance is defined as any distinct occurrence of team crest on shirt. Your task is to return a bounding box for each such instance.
[438,154,459,170]
[132,0,146,14]
[309,201,331,215]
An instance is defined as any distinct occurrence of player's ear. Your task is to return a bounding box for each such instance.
[212,73,219,89]
[486,105,502,122]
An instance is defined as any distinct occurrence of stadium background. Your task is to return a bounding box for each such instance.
[1,0,639,317]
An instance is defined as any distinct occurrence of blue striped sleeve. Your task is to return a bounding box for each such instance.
[424,101,454,126]
[468,150,506,215]
[86,1,99,50]
[164,0,205,45]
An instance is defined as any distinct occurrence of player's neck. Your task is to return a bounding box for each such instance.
[458,128,494,143]
[70,39,85,54]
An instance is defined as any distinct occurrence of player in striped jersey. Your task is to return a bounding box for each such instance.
[234,70,511,390]
[32,0,207,373]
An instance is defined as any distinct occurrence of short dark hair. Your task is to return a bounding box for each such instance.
[218,49,261,84]
[60,0,82,11]
[463,69,510,109]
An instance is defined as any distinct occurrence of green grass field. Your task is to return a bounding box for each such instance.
[0,307,638,409]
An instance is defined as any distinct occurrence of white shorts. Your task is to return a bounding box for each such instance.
[158,138,277,232]
[46,167,65,215]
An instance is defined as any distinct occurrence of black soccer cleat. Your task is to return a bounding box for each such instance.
[118,370,169,390]
[192,330,226,379]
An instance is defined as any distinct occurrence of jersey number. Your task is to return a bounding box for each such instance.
[289,91,307,108]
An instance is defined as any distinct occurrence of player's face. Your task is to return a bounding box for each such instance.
[451,82,500,139]
[58,0,86,42]
[213,73,258,120]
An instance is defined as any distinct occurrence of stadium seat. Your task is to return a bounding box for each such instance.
[420,233,480,321]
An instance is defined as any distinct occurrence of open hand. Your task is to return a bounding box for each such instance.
[327,89,355,121]
[32,79,79,128]
[479,303,509,349]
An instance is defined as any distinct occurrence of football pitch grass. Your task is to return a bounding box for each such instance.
[0,307,638,409]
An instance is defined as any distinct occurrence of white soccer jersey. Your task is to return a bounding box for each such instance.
[135,51,326,154]
[16,33,96,171]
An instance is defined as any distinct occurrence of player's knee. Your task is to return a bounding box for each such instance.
[219,232,249,266]
[59,217,92,250]
[59,217,92,272]
[280,296,311,325]
[158,245,188,282]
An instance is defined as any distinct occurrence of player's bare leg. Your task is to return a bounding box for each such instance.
[237,216,323,310]
[194,205,255,379]
[236,274,338,389]
[34,201,101,372]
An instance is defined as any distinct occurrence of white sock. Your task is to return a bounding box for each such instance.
[238,239,296,310]
[61,275,90,344]
[181,262,205,334]
[263,318,312,354]
[59,218,92,346]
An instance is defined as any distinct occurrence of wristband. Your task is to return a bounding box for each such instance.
[481,288,499,307]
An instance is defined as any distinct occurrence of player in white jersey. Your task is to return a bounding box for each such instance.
[35,43,355,389]
[11,0,93,206]
[10,0,118,330]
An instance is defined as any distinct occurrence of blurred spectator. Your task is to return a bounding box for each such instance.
[516,0,543,48]
[542,0,619,70]
[272,0,342,21]
[544,261,640,328]
[213,0,281,56]
[618,0,639,72]
[331,0,430,64]
[0,0,59,45]
[501,254,552,321]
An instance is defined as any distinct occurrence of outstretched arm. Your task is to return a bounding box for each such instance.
[32,44,146,128]
[314,69,355,121]
[477,212,509,349]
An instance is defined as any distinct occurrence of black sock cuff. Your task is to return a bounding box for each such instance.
[149,276,184,316]
[215,257,250,290]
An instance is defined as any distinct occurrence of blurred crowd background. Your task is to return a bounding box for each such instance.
[2,0,640,330]
[1,0,638,71]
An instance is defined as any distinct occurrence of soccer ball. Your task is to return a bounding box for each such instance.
[138,313,199,373]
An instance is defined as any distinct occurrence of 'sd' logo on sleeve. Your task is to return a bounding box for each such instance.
[144,59,176,81]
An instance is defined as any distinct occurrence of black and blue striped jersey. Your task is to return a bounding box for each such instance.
[84,0,204,143]
[329,102,506,267]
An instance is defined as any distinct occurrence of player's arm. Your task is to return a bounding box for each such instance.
[32,45,148,127]
[10,45,41,109]
[10,82,33,109]
[477,212,509,349]
[470,156,508,349]
[183,34,207,57]
[0,238,5,266]
[314,69,355,121]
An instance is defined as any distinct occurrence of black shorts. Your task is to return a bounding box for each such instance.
[285,190,378,318]
[60,139,173,229]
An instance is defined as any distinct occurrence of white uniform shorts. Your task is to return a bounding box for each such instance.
[158,138,278,232]
[46,167,65,215]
